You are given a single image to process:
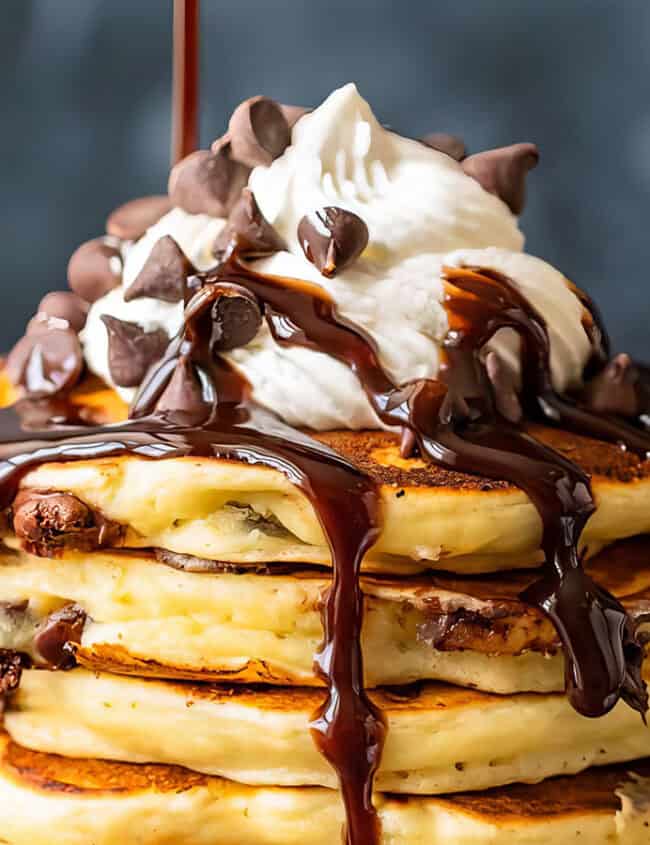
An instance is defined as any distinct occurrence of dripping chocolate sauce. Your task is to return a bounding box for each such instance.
[1,268,649,845]
[172,0,200,165]
[208,257,649,719]
[0,280,387,845]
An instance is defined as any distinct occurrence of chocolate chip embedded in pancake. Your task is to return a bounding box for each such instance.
[33,604,86,670]
[11,490,123,557]
[0,651,23,698]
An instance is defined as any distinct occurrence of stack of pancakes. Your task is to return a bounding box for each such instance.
[1,375,650,843]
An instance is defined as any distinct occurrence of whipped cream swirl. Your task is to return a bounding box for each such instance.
[83,84,592,430]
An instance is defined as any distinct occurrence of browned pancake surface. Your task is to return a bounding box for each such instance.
[3,731,649,823]
[435,760,649,820]
[315,425,650,491]
[2,732,208,794]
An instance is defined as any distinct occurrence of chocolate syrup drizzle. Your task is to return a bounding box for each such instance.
[208,258,650,722]
[172,0,200,165]
[0,281,386,845]
[1,260,649,845]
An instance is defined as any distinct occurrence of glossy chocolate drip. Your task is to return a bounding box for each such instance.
[205,257,649,719]
[172,0,200,165]
[133,280,386,845]
[0,281,385,845]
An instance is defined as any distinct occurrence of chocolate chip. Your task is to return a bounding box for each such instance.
[168,143,250,218]
[462,143,539,214]
[210,284,262,351]
[67,237,123,303]
[0,600,28,618]
[0,650,23,697]
[417,613,454,649]
[13,396,89,430]
[12,490,93,545]
[124,235,193,303]
[184,281,263,354]
[6,326,83,397]
[213,188,286,259]
[106,195,172,241]
[35,291,89,333]
[582,354,641,417]
[34,604,86,670]
[280,103,309,129]
[485,351,523,424]
[11,490,122,556]
[155,547,275,575]
[420,133,466,161]
[101,315,168,388]
[297,207,369,277]
[156,355,207,415]
[228,96,291,168]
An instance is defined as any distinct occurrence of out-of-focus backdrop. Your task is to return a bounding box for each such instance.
[1,0,649,354]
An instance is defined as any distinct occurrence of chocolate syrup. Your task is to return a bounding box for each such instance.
[207,257,649,719]
[1,258,648,845]
[172,0,200,165]
[0,281,387,845]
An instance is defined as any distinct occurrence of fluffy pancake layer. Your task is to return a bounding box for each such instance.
[6,668,650,795]
[9,424,650,573]
[1,539,649,692]
[0,732,648,844]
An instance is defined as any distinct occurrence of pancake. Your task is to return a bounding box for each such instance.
[2,537,649,692]
[4,375,650,574]
[0,732,648,844]
[6,668,650,795]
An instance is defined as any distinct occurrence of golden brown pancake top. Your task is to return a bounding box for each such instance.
[315,425,650,491]
[1,732,208,794]
[437,760,650,820]
[3,730,650,821]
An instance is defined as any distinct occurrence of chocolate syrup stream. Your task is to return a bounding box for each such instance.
[206,257,649,720]
[172,0,200,165]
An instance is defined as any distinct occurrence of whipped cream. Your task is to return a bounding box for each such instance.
[249,84,524,261]
[83,84,592,430]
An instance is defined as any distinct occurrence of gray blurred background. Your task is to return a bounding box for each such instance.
[1,0,649,355]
